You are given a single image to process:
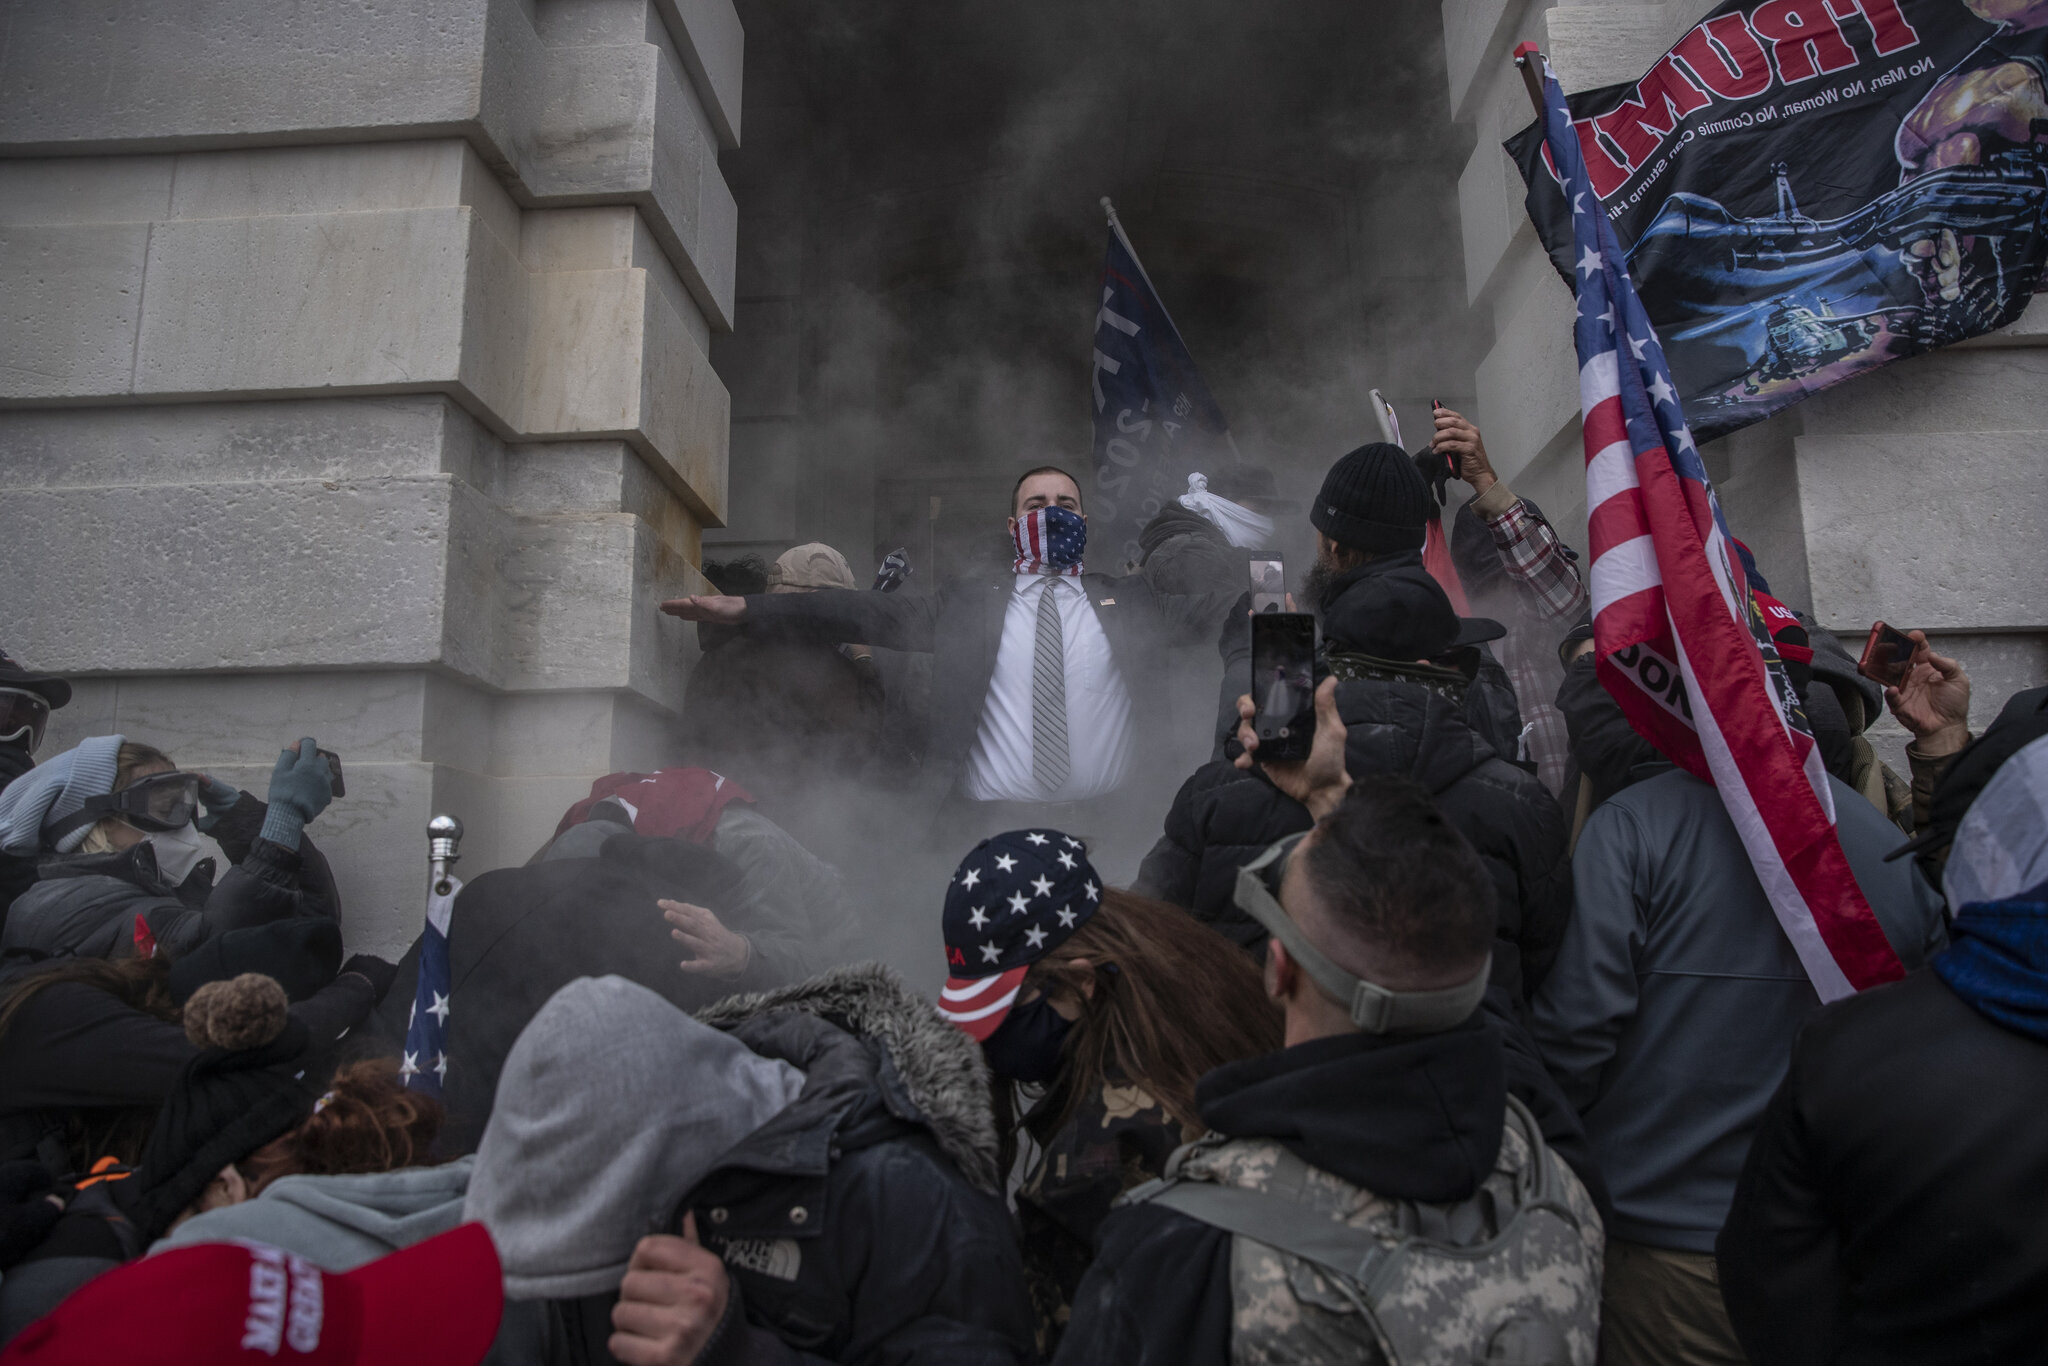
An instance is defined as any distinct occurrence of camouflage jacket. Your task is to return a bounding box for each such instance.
[1159,1098,1604,1365]
[1015,1077,1194,1358]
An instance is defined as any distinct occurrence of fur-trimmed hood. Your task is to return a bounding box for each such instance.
[696,962,1001,1193]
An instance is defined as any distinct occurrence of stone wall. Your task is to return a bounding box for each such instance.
[1439,0,2048,770]
[0,0,743,952]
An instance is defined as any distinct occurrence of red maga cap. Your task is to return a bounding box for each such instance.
[1753,591,1815,665]
[0,1223,504,1366]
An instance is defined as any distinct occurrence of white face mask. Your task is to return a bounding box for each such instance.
[144,823,214,887]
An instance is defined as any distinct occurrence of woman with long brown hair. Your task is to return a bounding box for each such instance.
[936,829,1280,1356]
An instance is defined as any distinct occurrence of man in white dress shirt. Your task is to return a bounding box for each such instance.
[661,468,1238,863]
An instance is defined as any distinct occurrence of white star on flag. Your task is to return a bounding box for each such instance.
[1056,850,1076,869]
[427,991,450,1025]
[1063,836,1082,849]
[1628,333,1649,361]
[1084,880,1100,902]
[1024,926,1048,949]
[400,1051,420,1080]
[1577,245,1602,277]
[968,906,989,929]
[960,867,981,889]
[1025,832,1049,845]
[1030,875,1054,898]
[993,854,1018,873]
[1008,891,1030,915]
[1572,190,1587,216]
[435,1053,449,1081]
[1056,906,1077,927]
[1649,373,1679,408]
[980,942,1001,963]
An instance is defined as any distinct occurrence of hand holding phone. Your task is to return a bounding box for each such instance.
[1251,613,1318,761]
[1857,622,1916,688]
[316,748,346,799]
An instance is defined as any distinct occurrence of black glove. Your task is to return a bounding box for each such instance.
[0,1161,61,1271]
[340,953,401,1005]
[1412,447,1454,510]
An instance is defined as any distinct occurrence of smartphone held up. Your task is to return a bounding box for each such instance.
[1857,622,1916,689]
[1251,613,1317,762]
[1250,557,1288,614]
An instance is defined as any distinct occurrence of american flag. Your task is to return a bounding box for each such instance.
[401,874,460,1095]
[1012,506,1086,577]
[1524,47,1903,1000]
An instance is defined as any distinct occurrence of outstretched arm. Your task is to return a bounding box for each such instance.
[664,589,940,654]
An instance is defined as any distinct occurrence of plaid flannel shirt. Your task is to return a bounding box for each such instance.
[1472,484,1588,798]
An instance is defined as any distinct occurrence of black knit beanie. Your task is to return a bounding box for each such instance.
[1311,443,1433,553]
[166,918,343,1006]
[123,974,318,1242]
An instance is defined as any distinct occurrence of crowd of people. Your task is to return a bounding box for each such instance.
[0,403,2042,1366]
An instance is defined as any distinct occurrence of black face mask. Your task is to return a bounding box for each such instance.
[981,994,1073,1084]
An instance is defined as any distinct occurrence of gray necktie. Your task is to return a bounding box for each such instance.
[1032,581,1070,791]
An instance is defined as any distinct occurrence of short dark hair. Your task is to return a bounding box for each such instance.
[1012,466,1084,514]
[1299,779,1494,975]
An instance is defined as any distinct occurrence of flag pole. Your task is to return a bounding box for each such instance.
[1512,42,1547,116]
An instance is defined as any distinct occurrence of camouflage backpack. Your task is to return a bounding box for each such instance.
[1120,1095,1602,1365]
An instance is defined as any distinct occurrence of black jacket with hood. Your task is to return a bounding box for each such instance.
[1050,1008,1602,1366]
[1138,676,1572,1003]
[0,793,339,981]
[502,967,1035,1366]
[1717,965,2048,1365]
[682,967,1033,1365]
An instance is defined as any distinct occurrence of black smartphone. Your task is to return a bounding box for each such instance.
[316,748,346,799]
[1857,622,1916,688]
[1251,613,1318,761]
[1249,557,1287,614]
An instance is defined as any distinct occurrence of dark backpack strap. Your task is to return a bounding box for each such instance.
[1135,1179,1403,1288]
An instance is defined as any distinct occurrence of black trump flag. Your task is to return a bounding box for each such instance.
[1508,0,2048,443]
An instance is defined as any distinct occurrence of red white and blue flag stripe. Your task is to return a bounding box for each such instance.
[1525,46,1902,1000]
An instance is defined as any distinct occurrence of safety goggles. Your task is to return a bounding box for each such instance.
[1233,832,1490,1035]
[0,687,51,755]
[45,771,202,845]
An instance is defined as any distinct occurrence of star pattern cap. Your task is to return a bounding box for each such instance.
[939,829,1103,1040]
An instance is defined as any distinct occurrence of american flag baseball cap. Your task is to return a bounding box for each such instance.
[939,829,1103,1040]
[0,1223,503,1366]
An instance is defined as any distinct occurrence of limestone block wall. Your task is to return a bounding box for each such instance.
[0,0,741,952]
[1439,0,2047,771]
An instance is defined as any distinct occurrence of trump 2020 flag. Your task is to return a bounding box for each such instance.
[1508,0,2048,443]
[401,874,460,1096]
[1090,200,1235,570]
[1526,45,1903,999]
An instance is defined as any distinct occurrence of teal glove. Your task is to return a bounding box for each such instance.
[194,774,243,833]
[260,738,332,850]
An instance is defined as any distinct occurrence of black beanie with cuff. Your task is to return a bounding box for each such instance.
[1311,443,1434,553]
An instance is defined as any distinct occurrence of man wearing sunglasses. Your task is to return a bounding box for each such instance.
[1053,678,1603,1366]
[0,648,72,916]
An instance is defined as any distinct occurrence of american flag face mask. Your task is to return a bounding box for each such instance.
[1013,506,1086,576]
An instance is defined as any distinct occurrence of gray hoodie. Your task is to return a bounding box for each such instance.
[462,974,805,1300]
[151,1157,474,1270]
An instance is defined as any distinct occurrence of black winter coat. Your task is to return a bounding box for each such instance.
[1138,675,1573,1002]
[1717,968,2048,1365]
[542,967,1037,1366]
[746,573,1238,786]
[0,794,339,980]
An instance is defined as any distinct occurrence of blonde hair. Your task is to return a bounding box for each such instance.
[77,741,176,853]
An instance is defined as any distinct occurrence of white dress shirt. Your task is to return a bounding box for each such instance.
[963,572,1136,802]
